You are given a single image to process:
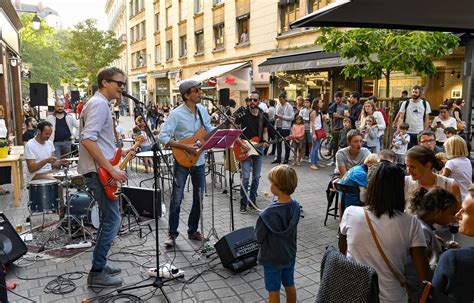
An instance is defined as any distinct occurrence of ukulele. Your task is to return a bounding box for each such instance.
[98,136,144,200]
[233,137,283,162]
[172,109,245,168]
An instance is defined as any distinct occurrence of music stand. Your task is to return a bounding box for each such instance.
[200,129,242,233]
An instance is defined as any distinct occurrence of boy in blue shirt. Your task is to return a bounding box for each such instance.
[255,165,300,303]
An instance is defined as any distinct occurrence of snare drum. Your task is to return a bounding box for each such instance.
[67,191,100,229]
[52,170,84,187]
[28,179,60,212]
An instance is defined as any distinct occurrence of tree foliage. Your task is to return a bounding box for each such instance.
[316,28,460,97]
[19,14,72,90]
[62,19,120,92]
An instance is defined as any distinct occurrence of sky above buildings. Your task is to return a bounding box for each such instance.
[20,0,108,30]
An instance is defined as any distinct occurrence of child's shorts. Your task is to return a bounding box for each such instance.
[263,264,295,291]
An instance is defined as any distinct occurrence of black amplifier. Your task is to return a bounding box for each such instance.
[214,226,260,272]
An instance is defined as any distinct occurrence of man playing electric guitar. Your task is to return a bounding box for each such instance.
[234,91,269,212]
[78,67,135,288]
[158,80,214,247]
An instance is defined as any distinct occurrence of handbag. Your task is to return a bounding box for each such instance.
[315,128,326,139]
[457,121,465,131]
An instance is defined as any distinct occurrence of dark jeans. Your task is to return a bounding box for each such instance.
[408,133,418,149]
[168,163,205,237]
[53,140,72,158]
[85,173,121,270]
[265,120,276,155]
[331,129,341,156]
[276,128,291,162]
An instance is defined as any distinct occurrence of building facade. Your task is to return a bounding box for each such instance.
[0,0,23,143]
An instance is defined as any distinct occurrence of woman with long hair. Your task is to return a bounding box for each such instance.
[340,161,430,302]
[357,100,386,144]
[405,146,461,207]
[442,135,472,200]
[309,98,324,170]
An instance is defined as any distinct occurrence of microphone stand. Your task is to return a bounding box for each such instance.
[207,98,259,231]
[117,93,179,302]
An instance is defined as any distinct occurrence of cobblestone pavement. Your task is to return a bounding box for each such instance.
[1,115,338,302]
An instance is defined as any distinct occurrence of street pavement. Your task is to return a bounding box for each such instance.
[1,115,339,302]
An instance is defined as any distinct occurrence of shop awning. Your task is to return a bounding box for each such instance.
[186,62,250,82]
[290,0,474,33]
[258,50,345,73]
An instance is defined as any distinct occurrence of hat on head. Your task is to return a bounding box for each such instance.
[179,80,201,96]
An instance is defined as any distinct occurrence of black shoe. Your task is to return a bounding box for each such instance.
[268,152,275,156]
[282,160,289,164]
[240,204,247,213]
[248,202,258,211]
[271,160,280,164]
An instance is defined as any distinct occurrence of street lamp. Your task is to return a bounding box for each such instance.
[31,13,41,30]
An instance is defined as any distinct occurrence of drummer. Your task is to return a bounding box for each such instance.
[25,121,69,216]
[24,121,69,181]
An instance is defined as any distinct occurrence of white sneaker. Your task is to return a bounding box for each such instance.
[327,161,335,166]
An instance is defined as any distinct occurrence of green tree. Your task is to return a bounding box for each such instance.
[20,14,72,90]
[316,28,460,97]
[62,19,120,92]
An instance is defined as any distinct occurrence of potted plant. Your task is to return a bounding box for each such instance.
[0,139,9,158]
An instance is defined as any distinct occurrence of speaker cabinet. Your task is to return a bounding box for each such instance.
[121,186,161,218]
[70,91,80,103]
[0,213,27,266]
[218,88,230,106]
[29,83,48,106]
[215,226,259,272]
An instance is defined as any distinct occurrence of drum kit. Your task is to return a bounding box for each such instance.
[27,157,99,249]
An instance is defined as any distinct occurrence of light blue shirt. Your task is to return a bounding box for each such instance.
[158,103,213,166]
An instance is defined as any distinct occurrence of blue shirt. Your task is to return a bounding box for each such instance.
[339,164,368,207]
[158,103,213,166]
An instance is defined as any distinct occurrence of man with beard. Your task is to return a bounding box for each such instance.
[22,116,37,144]
[78,67,133,287]
[397,85,432,148]
[46,100,79,158]
[234,91,269,212]
[159,80,214,246]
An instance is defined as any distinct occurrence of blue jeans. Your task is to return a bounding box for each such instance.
[240,150,263,205]
[311,137,321,165]
[54,140,72,158]
[84,173,121,270]
[168,163,205,237]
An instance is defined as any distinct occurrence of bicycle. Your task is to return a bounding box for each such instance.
[318,134,335,161]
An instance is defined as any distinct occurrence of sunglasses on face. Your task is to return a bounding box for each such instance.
[249,98,258,102]
[107,79,127,88]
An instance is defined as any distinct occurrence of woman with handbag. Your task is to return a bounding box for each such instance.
[309,98,325,170]
[339,161,431,302]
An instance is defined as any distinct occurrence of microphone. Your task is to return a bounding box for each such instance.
[121,91,143,104]
[201,96,216,101]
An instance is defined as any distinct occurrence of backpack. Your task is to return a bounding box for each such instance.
[402,99,427,123]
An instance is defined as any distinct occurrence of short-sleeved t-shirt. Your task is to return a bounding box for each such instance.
[445,157,472,200]
[333,103,349,130]
[24,138,55,180]
[341,206,426,303]
[235,109,269,143]
[335,147,371,175]
[399,99,432,134]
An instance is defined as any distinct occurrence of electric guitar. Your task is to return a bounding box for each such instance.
[99,136,144,200]
[172,109,245,168]
[233,136,283,162]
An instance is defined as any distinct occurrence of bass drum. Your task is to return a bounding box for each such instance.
[67,191,100,229]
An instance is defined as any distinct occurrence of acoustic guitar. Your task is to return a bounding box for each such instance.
[233,136,283,162]
[172,108,245,168]
[99,136,143,200]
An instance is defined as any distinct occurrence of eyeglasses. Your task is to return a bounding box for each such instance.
[107,79,127,88]
[249,98,258,102]
[420,139,435,144]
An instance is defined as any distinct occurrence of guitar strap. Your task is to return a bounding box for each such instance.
[258,111,264,142]
[196,106,205,130]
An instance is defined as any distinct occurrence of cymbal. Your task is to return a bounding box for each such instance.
[64,157,79,161]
